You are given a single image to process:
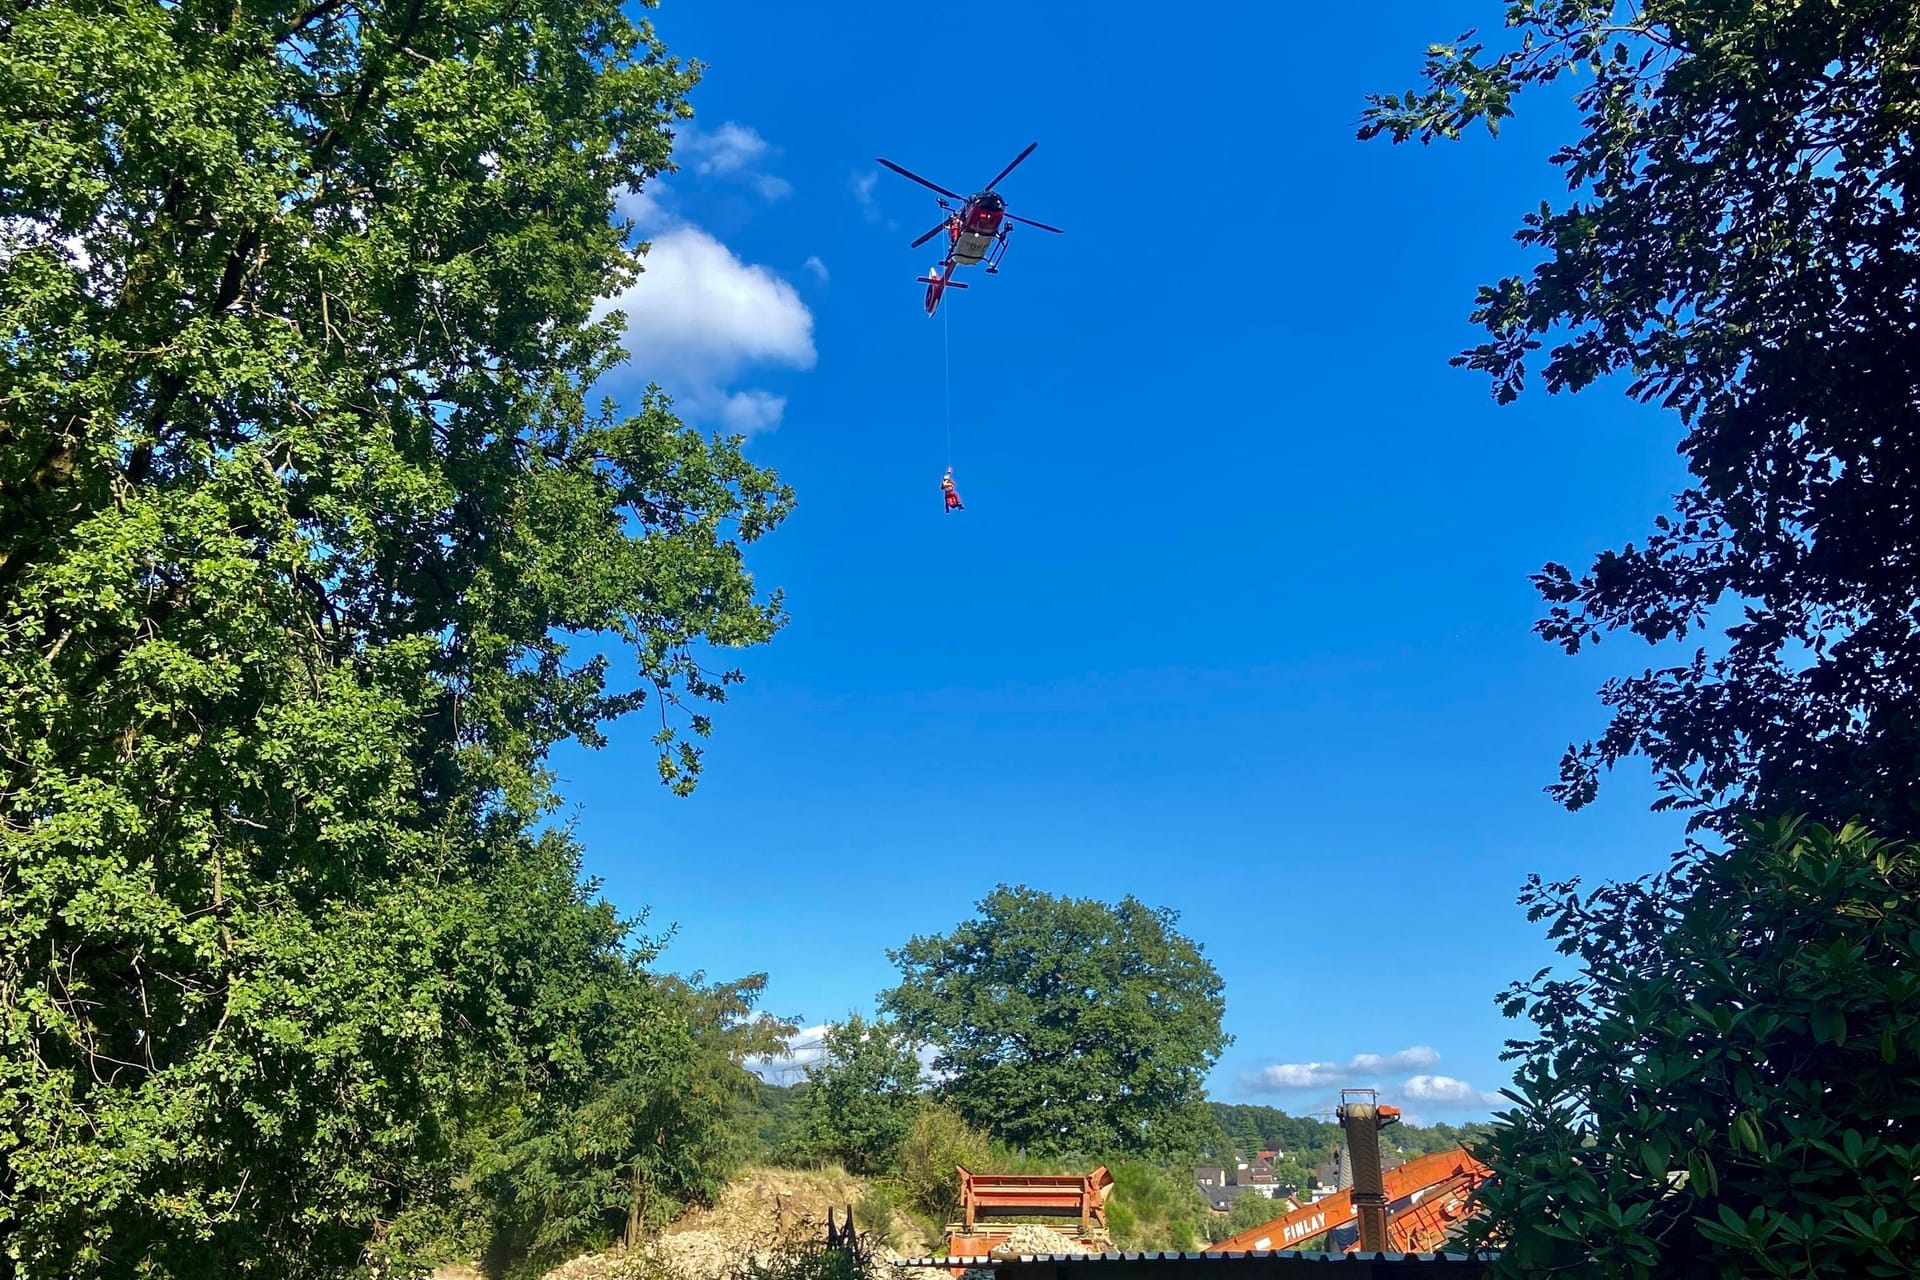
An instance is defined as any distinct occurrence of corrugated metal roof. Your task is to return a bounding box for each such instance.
[892,1251,1496,1267]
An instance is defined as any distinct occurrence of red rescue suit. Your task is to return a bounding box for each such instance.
[941,471,964,512]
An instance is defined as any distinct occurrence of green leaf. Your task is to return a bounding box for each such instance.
[1843,1129,1866,1165]
[1692,1148,1720,1198]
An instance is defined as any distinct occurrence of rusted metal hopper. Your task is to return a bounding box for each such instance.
[945,1164,1115,1261]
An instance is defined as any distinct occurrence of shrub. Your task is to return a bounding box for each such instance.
[1470,818,1920,1279]
[854,1186,898,1250]
[889,1105,993,1226]
[1105,1159,1207,1251]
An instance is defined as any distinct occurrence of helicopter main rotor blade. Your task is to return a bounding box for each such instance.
[982,142,1038,192]
[877,157,963,201]
[909,218,950,249]
[1005,212,1064,233]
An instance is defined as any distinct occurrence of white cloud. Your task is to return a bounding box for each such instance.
[610,227,814,371]
[803,255,829,283]
[681,122,770,176]
[677,123,791,202]
[1352,1046,1442,1075]
[596,222,815,434]
[851,170,897,229]
[1247,1061,1344,1090]
[710,389,788,435]
[1401,1075,1502,1107]
[1241,1046,1441,1093]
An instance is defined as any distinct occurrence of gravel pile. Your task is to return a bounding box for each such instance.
[538,1252,635,1280]
[987,1225,1087,1258]
[475,1166,975,1280]
[638,1229,765,1279]
[626,1225,924,1280]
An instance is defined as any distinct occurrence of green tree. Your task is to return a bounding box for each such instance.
[1194,1115,1235,1166]
[792,1015,926,1175]
[746,1079,810,1164]
[1363,3,1920,838]
[467,973,795,1276]
[0,0,789,1272]
[1266,1156,1311,1197]
[1231,1116,1266,1164]
[633,976,798,1237]
[880,886,1229,1160]
[1223,1191,1281,1236]
[1466,818,1920,1278]
[386,833,677,1269]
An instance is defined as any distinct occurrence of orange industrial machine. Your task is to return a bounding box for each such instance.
[1206,1147,1492,1255]
[946,1165,1115,1258]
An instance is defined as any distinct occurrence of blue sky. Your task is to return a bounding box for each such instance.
[554,0,1698,1124]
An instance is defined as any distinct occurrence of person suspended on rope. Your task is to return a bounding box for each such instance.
[941,468,964,513]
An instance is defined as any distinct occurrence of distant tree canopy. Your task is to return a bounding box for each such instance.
[1465,818,1920,1278]
[1385,1119,1497,1164]
[1363,1,1920,838]
[0,0,789,1272]
[749,1077,811,1163]
[881,887,1229,1161]
[1208,1104,1340,1164]
[1203,1102,1486,1177]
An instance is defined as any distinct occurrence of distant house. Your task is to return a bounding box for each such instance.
[1244,1157,1276,1185]
[1307,1157,1341,1203]
[1200,1184,1266,1214]
[1256,1148,1282,1161]
[1195,1165,1227,1188]
[1307,1161,1344,1205]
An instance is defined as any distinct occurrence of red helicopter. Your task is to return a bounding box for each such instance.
[876,142,1063,316]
